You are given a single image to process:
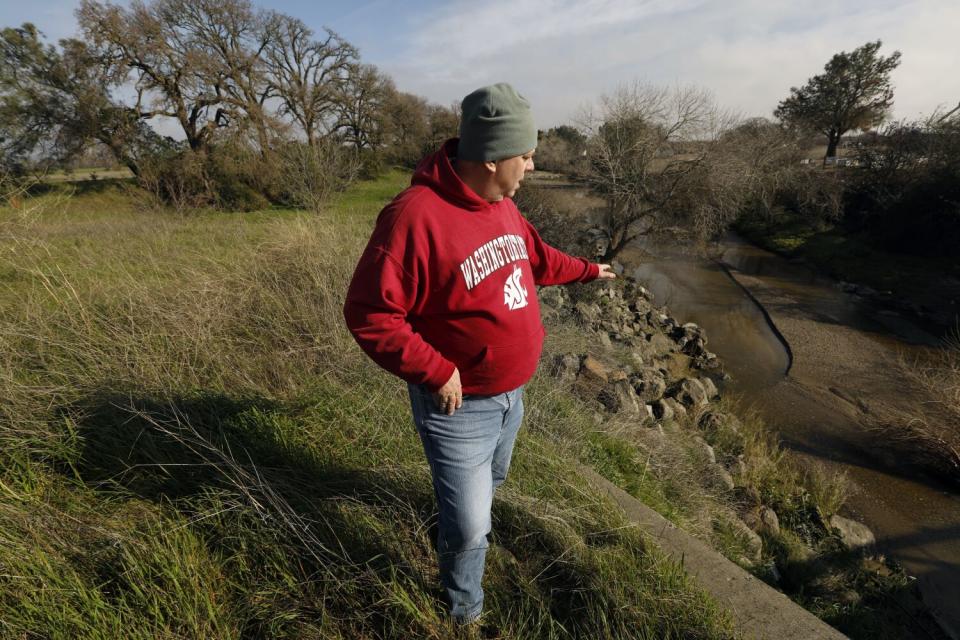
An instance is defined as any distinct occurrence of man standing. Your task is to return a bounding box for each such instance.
[343,83,614,625]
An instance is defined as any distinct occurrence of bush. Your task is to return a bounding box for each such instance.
[136,137,365,213]
[275,141,361,213]
[843,117,960,256]
[136,148,215,211]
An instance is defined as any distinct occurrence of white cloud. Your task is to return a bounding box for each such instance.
[380,0,960,127]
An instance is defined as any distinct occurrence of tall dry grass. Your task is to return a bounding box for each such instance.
[874,336,960,483]
[0,178,737,639]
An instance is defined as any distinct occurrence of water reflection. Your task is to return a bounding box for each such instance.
[633,246,790,392]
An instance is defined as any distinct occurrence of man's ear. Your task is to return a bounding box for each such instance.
[483,160,497,174]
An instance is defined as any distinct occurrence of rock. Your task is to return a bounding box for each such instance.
[759,506,781,536]
[611,260,625,275]
[829,515,875,551]
[663,398,687,420]
[599,379,640,415]
[693,436,716,464]
[727,455,748,479]
[688,338,709,357]
[630,367,667,402]
[635,423,666,448]
[574,301,602,327]
[579,355,609,384]
[539,286,566,310]
[699,376,719,400]
[726,516,763,564]
[651,399,674,421]
[551,353,580,381]
[642,403,656,425]
[710,465,736,491]
[743,507,779,536]
[598,332,612,348]
[660,417,681,435]
[648,332,677,355]
[681,322,704,338]
[698,410,725,434]
[860,556,893,577]
[629,352,645,369]
[629,283,655,302]
[694,352,721,371]
[673,378,708,409]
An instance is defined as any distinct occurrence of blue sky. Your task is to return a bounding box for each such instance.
[4,0,959,128]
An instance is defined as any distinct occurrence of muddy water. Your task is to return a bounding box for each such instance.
[630,234,960,638]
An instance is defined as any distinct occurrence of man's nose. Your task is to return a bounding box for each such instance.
[525,158,535,172]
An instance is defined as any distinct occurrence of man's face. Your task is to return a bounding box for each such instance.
[492,149,535,200]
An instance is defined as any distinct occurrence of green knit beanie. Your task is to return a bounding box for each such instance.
[457,83,537,162]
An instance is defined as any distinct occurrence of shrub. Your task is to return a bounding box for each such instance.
[275,141,361,213]
[138,135,361,213]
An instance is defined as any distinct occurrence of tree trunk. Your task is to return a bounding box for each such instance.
[825,131,841,161]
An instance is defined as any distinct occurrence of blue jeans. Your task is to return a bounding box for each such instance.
[407,383,525,623]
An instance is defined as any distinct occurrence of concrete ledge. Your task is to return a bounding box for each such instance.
[580,466,849,640]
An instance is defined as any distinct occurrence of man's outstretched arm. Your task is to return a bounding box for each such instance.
[521,217,616,285]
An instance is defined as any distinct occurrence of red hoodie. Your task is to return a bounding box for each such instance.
[343,139,599,395]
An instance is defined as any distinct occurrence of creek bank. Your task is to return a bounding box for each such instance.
[716,258,960,639]
[733,216,960,336]
[539,276,949,640]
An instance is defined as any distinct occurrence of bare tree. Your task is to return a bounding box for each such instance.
[264,17,357,147]
[78,0,230,152]
[332,63,392,150]
[579,82,739,259]
[718,117,808,217]
[165,0,279,152]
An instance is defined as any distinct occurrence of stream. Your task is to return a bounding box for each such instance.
[630,233,960,638]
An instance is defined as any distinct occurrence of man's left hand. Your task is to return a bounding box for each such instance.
[596,264,617,279]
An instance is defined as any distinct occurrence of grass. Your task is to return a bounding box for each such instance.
[734,209,960,310]
[0,172,736,638]
[868,335,960,485]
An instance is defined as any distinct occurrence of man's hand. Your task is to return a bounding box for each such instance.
[596,264,617,279]
[432,368,463,415]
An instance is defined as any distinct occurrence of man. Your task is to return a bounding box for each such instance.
[343,83,615,625]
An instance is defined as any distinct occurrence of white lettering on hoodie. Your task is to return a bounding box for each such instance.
[459,233,529,291]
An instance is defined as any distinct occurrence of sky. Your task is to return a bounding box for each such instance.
[4,0,959,128]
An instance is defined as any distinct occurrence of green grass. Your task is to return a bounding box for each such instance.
[0,173,736,638]
[734,211,960,300]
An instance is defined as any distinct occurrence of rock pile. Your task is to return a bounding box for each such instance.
[542,277,876,565]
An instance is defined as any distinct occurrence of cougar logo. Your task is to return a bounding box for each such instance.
[503,265,528,310]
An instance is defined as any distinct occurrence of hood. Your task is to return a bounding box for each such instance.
[411,138,492,212]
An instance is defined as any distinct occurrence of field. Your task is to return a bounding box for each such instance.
[0,175,735,639]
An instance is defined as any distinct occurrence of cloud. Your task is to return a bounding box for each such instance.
[381,0,960,127]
